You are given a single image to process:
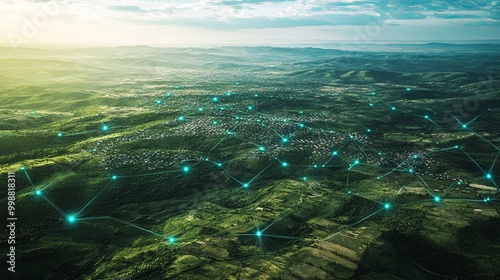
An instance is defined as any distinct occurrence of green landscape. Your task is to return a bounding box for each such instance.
[0,44,499,279]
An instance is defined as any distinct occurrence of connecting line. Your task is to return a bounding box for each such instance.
[242,187,260,234]
[39,194,68,217]
[78,216,166,238]
[207,135,228,156]
[468,129,500,152]
[121,169,184,178]
[248,159,277,184]
[424,115,442,129]
[442,182,458,197]
[320,208,384,242]
[459,148,486,173]
[380,158,412,178]
[413,173,436,197]
[490,151,500,174]
[396,183,407,195]
[75,180,115,217]
[353,138,383,155]
[350,137,368,159]
[261,209,295,233]
[22,169,36,188]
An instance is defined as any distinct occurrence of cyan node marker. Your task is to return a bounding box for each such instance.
[102,125,109,131]
[112,175,118,180]
[168,236,175,243]
[391,106,396,111]
[282,162,289,167]
[35,190,42,196]
[256,231,262,237]
[434,196,441,203]
[282,137,289,143]
[57,132,63,137]
[384,203,391,210]
[212,97,218,102]
[67,215,76,223]
[243,183,249,188]
[178,116,185,121]
[486,173,492,179]
[182,166,190,173]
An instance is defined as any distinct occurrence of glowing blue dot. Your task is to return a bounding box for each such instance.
[102,125,109,131]
[248,106,253,110]
[434,196,441,202]
[299,111,304,114]
[367,129,371,133]
[213,121,218,125]
[371,92,376,95]
[226,131,233,135]
[235,116,240,120]
[313,164,318,168]
[254,94,259,97]
[384,203,391,210]
[258,146,266,151]
[369,103,374,107]
[156,100,162,104]
[282,162,289,167]
[35,190,42,196]
[220,107,225,110]
[454,145,459,149]
[182,166,190,173]
[178,116,185,121]
[303,177,307,181]
[20,166,25,171]
[243,183,249,188]
[347,190,352,194]
[226,91,232,96]
[212,97,218,102]
[168,236,175,243]
[57,132,63,137]
[282,137,289,143]
[165,92,172,96]
[378,152,382,156]
[256,231,262,237]
[198,107,204,112]
[354,160,360,165]
[67,216,76,223]
[299,123,305,128]
[112,175,118,180]
[486,197,491,201]
[406,87,411,91]
[332,151,338,156]
[413,155,418,159]
[486,174,492,179]
[409,169,414,173]
[424,115,429,119]
[391,107,396,111]
[462,124,467,129]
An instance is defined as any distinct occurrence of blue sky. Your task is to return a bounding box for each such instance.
[1,0,499,46]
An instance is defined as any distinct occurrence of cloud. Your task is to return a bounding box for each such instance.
[108,5,147,13]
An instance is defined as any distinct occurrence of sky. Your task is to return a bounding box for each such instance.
[1,0,500,47]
